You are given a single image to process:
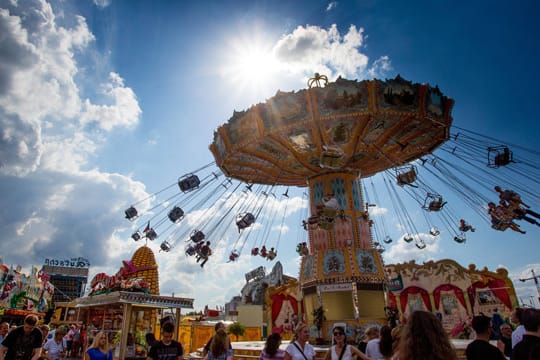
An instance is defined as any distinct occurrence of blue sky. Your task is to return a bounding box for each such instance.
[0,0,539,311]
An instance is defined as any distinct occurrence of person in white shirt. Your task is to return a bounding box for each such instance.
[364,326,383,359]
[43,328,67,360]
[511,307,526,348]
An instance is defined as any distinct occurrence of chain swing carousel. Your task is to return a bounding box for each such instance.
[209,74,454,338]
[122,73,538,343]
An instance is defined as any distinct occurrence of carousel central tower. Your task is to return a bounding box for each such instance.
[210,75,454,336]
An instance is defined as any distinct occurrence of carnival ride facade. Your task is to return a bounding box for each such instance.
[0,262,55,323]
[123,75,539,340]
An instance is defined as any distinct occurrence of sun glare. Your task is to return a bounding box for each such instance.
[221,37,280,95]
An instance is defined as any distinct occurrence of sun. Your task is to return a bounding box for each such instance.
[220,35,281,94]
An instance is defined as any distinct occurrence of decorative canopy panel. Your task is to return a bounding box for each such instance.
[210,76,454,186]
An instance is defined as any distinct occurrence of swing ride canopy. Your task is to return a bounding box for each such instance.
[210,75,454,186]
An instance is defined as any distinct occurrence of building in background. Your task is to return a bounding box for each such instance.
[41,257,90,304]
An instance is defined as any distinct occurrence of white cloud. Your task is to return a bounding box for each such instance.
[0,1,141,177]
[93,0,112,9]
[367,55,393,78]
[383,232,441,264]
[81,72,142,131]
[0,0,142,273]
[272,24,373,80]
[326,2,338,12]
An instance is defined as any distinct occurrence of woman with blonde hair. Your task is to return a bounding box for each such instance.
[84,331,113,360]
[285,324,315,360]
[393,311,457,360]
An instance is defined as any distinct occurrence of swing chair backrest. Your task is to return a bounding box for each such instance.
[178,174,201,192]
[125,206,138,220]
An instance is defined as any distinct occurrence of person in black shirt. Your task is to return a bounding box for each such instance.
[0,314,43,360]
[511,308,540,360]
[147,322,183,360]
[466,315,505,360]
[497,323,512,358]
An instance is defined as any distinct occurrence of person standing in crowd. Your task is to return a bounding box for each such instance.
[202,322,231,357]
[79,324,88,356]
[206,329,233,360]
[393,310,458,360]
[497,323,513,359]
[0,323,9,344]
[364,326,382,359]
[42,327,67,360]
[0,314,43,360]
[145,333,157,356]
[511,308,540,360]
[390,326,402,353]
[71,324,82,357]
[64,325,76,358]
[284,324,315,360]
[84,331,112,360]
[146,322,183,360]
[377,325,393,360]
[324,326,370,360]
[259,333,285,360]
[465,315,505,360]
[38,326,49,346]
[491,308,504,340]
[356,332,368,354]
[511,308,526,348]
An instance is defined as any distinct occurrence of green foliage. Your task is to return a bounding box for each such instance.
[228,322,246,341]
[312,306,326,330]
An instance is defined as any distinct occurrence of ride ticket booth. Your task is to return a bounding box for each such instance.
[75,291,193,360]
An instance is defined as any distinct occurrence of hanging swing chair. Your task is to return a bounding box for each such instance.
[160,241,172,252]
[131,231,141,241]
[415,239,427,249]
[145,228,157,241]
[454,234,467,243]
[383,235,393,244]
[168,206,185,223]
[125,206,138,221]
[236,212,255,232]
[429,227,440,236]
[373,242,385,253]
[190,229,205,243]
[423,193,447,212]
[395,165,418,187]
[403,234,414,243]
[178,174,201,192]
[487,145,513,168]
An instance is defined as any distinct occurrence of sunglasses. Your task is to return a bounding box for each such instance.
[333,332,344,336]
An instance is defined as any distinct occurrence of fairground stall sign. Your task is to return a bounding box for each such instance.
[44,257,90,268]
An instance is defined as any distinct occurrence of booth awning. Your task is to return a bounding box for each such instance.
[75,291,194,309]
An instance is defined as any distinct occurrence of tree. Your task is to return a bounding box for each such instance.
[312,306,326,339]
[228,322,246,342]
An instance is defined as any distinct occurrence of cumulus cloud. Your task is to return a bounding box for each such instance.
[0,0,142,271]
[272,24,388,80]
[0,0,140,177]
[383,232,441,264]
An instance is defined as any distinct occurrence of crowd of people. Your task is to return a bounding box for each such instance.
[2,307,540,360]
[265,307,540,360]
